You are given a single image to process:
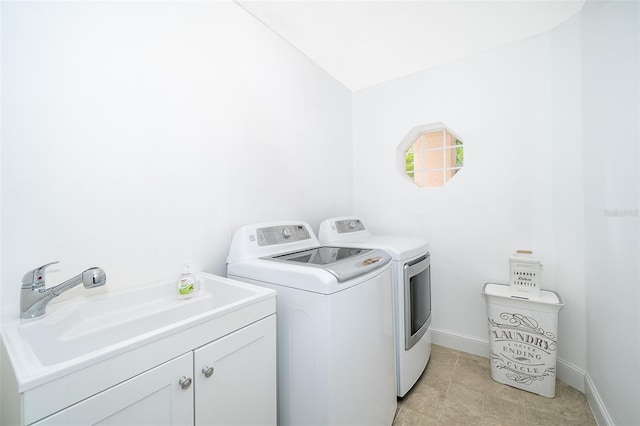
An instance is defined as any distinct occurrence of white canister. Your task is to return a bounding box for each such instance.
[509,250,542,298]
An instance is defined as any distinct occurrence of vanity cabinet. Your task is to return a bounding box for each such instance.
[33,352,194,426]
[194,315,276,426]
[30,316,276,426]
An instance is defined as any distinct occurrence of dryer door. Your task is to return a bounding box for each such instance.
[404,254,432,350]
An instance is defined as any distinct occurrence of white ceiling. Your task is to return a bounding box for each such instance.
[237,0,585,91]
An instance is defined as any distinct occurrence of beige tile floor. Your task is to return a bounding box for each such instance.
[393,345,597,426]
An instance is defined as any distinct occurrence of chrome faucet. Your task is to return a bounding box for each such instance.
[20,261,106,319]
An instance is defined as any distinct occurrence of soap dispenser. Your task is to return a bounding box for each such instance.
[177,262,196,300]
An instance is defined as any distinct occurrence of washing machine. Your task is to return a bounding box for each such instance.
[318,216,431,398]
[226,221,397,426]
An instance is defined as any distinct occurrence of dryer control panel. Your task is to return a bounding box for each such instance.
[335,219,366,233]
[318,216,372,243]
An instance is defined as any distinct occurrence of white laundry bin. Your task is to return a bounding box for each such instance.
[482,282,564,397]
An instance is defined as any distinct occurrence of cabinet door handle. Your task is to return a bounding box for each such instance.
[202,365,214,378]
[178,376,192,389]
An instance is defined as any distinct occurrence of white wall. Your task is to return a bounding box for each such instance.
[353,3,639,423]
[550,13,588,375]
[353,34,559,356]
[0,1,353,319]
[581,1,639,425]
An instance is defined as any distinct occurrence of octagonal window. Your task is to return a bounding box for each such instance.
[398,123,463,187]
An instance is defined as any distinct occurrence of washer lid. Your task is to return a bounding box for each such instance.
[264,246,391,282]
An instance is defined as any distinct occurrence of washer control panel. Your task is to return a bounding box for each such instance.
[257,224,312,246]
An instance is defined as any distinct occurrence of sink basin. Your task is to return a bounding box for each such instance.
[2,272,275,391]
[19,274,260,366]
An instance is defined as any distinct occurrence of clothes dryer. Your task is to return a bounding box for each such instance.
[318,216,431,397]
[227,221,397,425]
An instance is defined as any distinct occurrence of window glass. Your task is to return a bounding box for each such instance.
[397,124,464,187]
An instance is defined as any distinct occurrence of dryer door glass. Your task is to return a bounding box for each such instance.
[404,255,432,350]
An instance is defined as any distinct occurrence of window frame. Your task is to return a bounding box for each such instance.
[396,122,464,187]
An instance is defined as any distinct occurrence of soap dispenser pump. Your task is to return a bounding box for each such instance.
[177,262,196,300]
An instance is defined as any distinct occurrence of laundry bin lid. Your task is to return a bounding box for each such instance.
[482,282,564,312]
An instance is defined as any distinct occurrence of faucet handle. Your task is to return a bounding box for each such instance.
[21,261,59,289]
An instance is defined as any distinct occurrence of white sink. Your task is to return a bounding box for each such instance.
[19,275,260,366]
[1,272,275,391]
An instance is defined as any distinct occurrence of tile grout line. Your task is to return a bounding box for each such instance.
[445,351,458,397]
[444,350,459,422]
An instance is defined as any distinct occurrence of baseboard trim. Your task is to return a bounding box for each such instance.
[431,327,489,358]
[556,358,586,393]
[585,373,614,426]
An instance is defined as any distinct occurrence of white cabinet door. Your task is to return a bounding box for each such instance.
[33,353,194,426]
[194,315,276,426]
